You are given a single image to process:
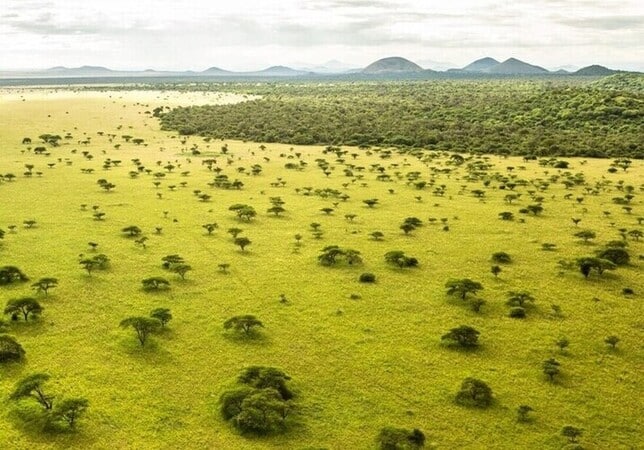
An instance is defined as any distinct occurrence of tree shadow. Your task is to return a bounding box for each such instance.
[222,331,271,347]
[119,338,175,364]
[7,403,97,447]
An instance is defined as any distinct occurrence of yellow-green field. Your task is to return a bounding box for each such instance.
[0,87,641,449]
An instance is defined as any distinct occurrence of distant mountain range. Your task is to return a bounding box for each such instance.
[0,57,635,79]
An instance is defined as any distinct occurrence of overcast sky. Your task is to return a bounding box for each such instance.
[1,0,642,71]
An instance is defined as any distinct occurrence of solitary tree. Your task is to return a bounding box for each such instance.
[441,325,480,348]
[400,223,416,235]
[384,251,418,269]
[506,291,535,308]
[561,425,583,443]
[0,266,29,285]
[10,373,54,409]
[4,297,43,321]
[234,237,252,251]
[150,308,172,327]
[142,277,170,291]
[228,228,243,239]
[161,254,184,269]
[52,398,89,429]
[202,223,218,235]
[604,335,620,349]
[31,277,58,295]
[224,315,264,335]
[169,264,192,280]
[229,204,256,222]
[119,316,161,346]
[445,279,483,300]
[555,336,570,352]
[122,225,142,237]
[517,405,534,423]
[543,358,561,382]
[377,426,425,450]
[455,377,493,408]
[220,366,294,434]
[0,335,25,362]
[574,230,596,243]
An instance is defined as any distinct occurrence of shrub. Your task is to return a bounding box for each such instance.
[491,252,512,263]
[455,377,493,408]
[597,247,629,265]
[377,426,425,449]
[441,325,480,348]
[0,266,29,285]
[0,335,25,362]
[220,366,294,435]
[359,273,376,283]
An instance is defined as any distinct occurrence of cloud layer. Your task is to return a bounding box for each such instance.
[1,0,642,71]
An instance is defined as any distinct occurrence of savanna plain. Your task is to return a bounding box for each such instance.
[0,81,642,449]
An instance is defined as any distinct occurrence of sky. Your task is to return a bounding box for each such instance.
[1,0,642,71]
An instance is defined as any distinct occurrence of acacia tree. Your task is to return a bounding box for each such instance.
[169,264,192,280]
[10,373,54,409]
[318,246,362,266]
[119,316,161,346]
[455,377,492,408]
[229,204,257,222]
[224,315,264,335]
[220,366,294,434]
[79,254,109,275]
[574,230,596,243]
[561,426,583,443]
[4,297,43,321]
[377,427,425,450]
[31,277,58,295]
[441,325,480,348]
[122,225,142,237]
[506,291,535,308]
[202,223,218,235]
[445,279,483,300]
[0,335,26,362]
[576,257,616,278]
[0,266,29,285]
[543,358,561,382]
[150,308,172,327]
[234,237,252,251]
[384,251,418,269]
[604,335,620,349]
[52,398,89,429]
[142,277,170,291]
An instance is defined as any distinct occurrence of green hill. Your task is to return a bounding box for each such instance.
[362,57,424,74]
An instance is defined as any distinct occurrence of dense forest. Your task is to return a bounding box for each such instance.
[159,74,643,158]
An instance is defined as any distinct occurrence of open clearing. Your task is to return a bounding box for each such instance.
[0,88,642,449]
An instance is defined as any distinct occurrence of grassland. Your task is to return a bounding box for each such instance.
[0,86,642,449]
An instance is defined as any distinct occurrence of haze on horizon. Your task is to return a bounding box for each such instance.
[1,0,642,72]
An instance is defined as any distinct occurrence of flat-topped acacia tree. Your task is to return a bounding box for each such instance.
[10,373,54,410]
[0,335,25,362]
[31,277,58,295]
[4,297,43,321]
[120,316,162,346]
[224,315,264,336]
[445,279,483,300]
[0,266,29,285]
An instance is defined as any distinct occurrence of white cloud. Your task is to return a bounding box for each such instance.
[0,0,642,71]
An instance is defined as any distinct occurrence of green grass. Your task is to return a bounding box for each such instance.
[0,88,642,449]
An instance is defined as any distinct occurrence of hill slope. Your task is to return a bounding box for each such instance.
[362,57,424,74]
[462,57,500,72]
[574,65,618,76]
[487,58,549,75]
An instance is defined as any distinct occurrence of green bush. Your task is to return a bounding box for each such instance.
[359,273,376,283]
